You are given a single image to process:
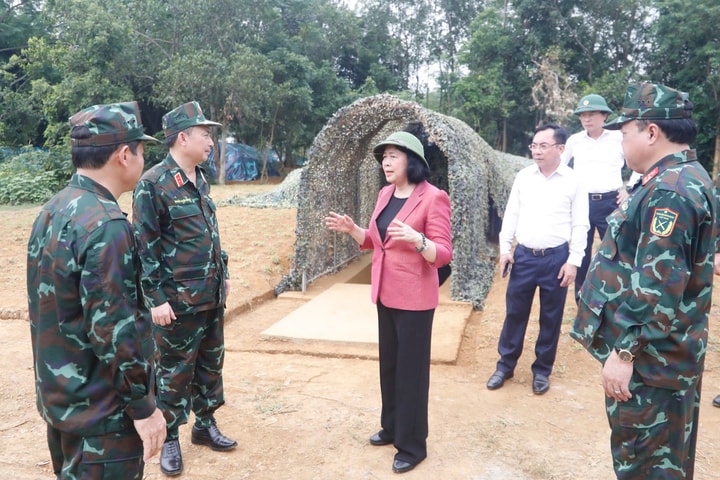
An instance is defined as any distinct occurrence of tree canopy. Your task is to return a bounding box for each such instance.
[1,0,718,178]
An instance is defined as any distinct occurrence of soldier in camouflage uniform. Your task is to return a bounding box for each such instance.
[132,101,235,476]
[27,102,167,479]
[570,83,715,479]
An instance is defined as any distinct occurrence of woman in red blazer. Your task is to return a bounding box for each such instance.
[325,131,452,474]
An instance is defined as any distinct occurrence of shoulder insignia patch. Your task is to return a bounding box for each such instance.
[642,167,659,185]
[650,207,678,237]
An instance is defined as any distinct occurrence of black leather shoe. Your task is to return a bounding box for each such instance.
[191,424,238,451]
[369,430,393,446]
[160,439,183,476]
[392,459,418,474]
[713,394,720,408]
[486,370,513,390]
[533,374,550,395]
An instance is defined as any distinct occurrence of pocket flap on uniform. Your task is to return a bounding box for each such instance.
[173,263,217,281]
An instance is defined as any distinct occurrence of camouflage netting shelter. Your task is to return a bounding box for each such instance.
[276,94,528,309]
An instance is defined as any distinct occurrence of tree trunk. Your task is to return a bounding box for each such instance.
[713,133,720,179]
[218,128,227,186]
[261,105,280,183]
[209,105,226,185]
[502,118,507,153]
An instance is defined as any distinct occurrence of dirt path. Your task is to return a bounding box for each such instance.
[2,183,720,479]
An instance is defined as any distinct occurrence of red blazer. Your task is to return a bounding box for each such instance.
[360,181,452,311]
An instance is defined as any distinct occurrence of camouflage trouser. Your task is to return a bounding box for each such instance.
[47,424,143,479]
[605,373,701,479]
[154,307,226,438]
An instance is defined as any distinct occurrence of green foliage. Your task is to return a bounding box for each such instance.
[1,0,720,170]
[0,146,71,205]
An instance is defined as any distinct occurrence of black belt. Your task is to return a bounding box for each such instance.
[589,191,618,201]
[518,243,567,257]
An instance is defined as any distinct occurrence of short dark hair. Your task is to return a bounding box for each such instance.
[70,125,140,169]
[405,149,430,184]
[636,99,697,145]
[165,131,180,148]
[534,124,569,145]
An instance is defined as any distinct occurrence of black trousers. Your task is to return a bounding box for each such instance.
[376,301,434,464]
[576,192,618,299]
[496,244,568,377]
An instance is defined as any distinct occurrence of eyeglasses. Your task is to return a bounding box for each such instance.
[528,143,559,151]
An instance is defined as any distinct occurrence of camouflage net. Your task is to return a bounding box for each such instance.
[276,94,528,309]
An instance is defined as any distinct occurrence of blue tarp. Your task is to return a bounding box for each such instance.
[206,143,281,181]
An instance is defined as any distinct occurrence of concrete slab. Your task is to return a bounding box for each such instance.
[261,256,473,364]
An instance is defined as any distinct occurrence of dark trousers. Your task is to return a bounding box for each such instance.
[496,244,568,377]
[376,301,434,464]
[47,424,144,479]
[576,192,618,299]
[153,307,226,438]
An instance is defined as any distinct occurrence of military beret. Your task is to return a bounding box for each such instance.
[70,101,159,147]
[162,101,222,138]
[604,82,692,130]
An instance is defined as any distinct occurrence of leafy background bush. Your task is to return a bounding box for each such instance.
[0,147,72,205]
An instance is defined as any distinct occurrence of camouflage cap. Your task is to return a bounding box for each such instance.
[604,82,691,130]
[162,101,222,138]
[70,101,159,147]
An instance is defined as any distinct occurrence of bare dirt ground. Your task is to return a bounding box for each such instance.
[2,181,720,479]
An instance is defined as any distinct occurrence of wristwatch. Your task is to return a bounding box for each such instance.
[615,347,635,363]
[415,232,427,253]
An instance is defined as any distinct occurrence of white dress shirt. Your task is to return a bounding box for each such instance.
[562,129,641,193]
[499,163,589,267]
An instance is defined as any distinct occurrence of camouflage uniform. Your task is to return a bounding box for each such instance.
[132,102,229,440]
[27,102,159,479]
[570,84,715,479]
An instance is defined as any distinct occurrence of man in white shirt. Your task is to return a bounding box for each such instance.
[562,94,641,301]
[487,124,589,395]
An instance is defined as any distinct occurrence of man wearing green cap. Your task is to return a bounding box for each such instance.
[27,102,167,479]
[132,101,235,476]
[562,94,642,302]
[570,83,715,479]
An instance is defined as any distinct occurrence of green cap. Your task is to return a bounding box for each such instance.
[373,132,428,167]
[574,94,612,115]
[162,101,222,138]
[69,101,159,147]
[604,82,691,130]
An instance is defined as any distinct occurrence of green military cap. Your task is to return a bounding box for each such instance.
[373,131,428,167]
[70,101,159,147]
[604,82,691,130]
[574,94,612,115]
[162,101,222,138]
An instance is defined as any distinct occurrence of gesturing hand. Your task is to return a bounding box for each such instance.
[386,219,420,244]
[325,211,355,233]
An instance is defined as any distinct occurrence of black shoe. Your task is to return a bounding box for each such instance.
[486,370,513,390]
[392,459,420,474]
[369,430,393,446]
[160,440,183,476]
[533,374,550,395]
[713,395,720,408]
[191,424,238,451]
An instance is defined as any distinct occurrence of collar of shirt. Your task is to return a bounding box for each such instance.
[563,129,625,193]
[71,174,117,203]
